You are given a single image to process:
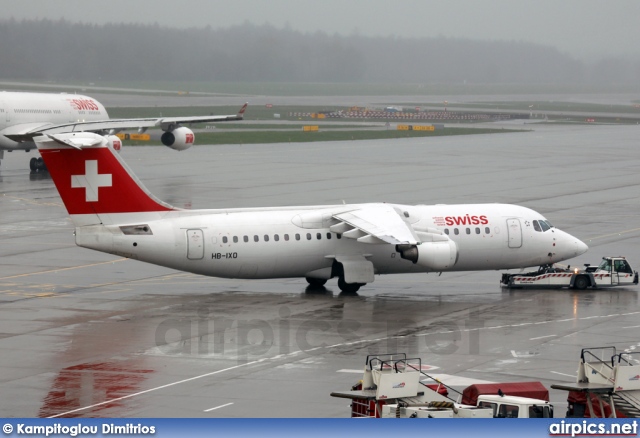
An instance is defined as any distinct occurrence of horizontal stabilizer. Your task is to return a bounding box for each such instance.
[46,133,104,149]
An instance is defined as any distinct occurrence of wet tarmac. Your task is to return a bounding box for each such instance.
[0,121,639,417]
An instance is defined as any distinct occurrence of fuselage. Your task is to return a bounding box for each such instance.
[75,203,588,281]
[0,91,108,150]
[34,130,590,292]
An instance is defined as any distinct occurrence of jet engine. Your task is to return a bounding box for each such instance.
[161,127,195,151]
[396,240,458,270]
[105,135,122,153]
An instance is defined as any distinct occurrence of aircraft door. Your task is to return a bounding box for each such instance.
[186,229,204,260]
[506,218,522,248]
[2,100,10,124]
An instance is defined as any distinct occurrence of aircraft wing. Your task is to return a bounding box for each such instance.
[1,122,56,136]
[331,204,420,245]
[6,103,248,141]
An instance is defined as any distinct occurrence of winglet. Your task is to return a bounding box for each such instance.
[237,102,249,119]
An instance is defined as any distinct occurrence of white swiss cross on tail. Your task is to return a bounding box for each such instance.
[71,160,112,202]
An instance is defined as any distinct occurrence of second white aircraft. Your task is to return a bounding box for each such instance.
[0,90,246,170]
[35,132,588,293]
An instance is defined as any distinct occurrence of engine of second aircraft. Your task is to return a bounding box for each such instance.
[105,135,122,152]
[396,239,458,270]
[161,127,195,151]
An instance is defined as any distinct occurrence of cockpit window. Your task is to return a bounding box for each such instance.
[533,220,542,232]
[539,220,550,232]
[533,219,554,232]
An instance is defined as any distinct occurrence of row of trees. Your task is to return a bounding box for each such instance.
[0,19,637,85]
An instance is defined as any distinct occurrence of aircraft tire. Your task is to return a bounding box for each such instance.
[338,277,362,293]
[306,278,327,286]
[30,157,38,171]
[36,157,46,171]
[573,275,589,290]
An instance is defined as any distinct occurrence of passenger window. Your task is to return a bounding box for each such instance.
[295,234,300,241]
[233,236,238,243]
[284,234,289,241]
[327,233,332,239]
[466,228,470,235]
[306,233,312,240]
[254,235,259,242]
[475,227,480,234]
[222,236,228,243]
[264,235,269,242]
[454,228,459,235]
[244,236,249,243]
[533,220,542,232]
[485,227,490,234]
[274,234,279,241]
[316,233,322,240]
[444,229,449,235]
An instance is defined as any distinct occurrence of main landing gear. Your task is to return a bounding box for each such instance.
[337,278,364,294]
[30,157,47,172]
[306,277,364,293]
[305,278,327,287]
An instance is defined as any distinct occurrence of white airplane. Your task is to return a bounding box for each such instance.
[34,132,588,293]
[0,91,247,170]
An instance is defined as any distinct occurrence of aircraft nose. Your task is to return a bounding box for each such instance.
[576,238,589,256]
[562,231,588,257]
[554,230,588,261]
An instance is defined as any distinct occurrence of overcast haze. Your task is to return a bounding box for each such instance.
[2,0,640,61]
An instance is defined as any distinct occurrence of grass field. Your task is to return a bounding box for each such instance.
[121,127,520,146]
[107,102,640,125]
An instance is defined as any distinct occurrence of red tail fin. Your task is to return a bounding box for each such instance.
[36,133,174,217]
[237,102,248,118]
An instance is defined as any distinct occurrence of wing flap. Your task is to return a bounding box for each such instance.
[332,204,419,245]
